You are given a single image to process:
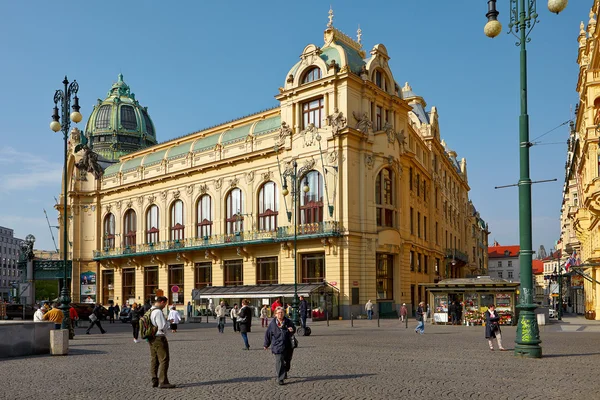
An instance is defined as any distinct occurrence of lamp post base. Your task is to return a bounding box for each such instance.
[514,306,542,358]
[58,285,71,331]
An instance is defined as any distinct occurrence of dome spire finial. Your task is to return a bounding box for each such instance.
[118,73,124,83]
[327,6,334,29]
[357,24,362,45]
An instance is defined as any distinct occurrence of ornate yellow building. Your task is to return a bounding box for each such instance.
[60,14,488,318]
[565,1,600,319]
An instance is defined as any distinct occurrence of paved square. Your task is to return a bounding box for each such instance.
[2,318,598,399]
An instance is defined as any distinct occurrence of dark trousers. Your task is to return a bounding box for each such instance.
[232,317,238,332]
[132,320,139,340]
[241,332,249,349]
[218,317,225,333]
[86,319,106,334]
[149,336,170,385]
[69,318,76,339]
[301,316,307,329]
[109,315,115,323]
[275,349,293,382]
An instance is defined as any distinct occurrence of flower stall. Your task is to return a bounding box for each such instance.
[421,277,519,326]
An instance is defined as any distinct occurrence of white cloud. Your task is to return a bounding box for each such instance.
[0,146,62,192]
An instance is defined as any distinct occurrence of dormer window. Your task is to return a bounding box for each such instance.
[302,67,322,84]
[375,70,388,91]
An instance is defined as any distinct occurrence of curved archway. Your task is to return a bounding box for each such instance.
[146,204,159,244]
[258,181,278,231]
[302,67,322,84]
[196,194,213,238]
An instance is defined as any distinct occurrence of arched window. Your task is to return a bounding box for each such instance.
[376,168,396,228]
[302,67,322,84]
[197,195,212,238]
[300,171,324,225]
[95,105,111,129]
[146,205,159,244]
[120,105,138,130]
[123,209,137,247]
[226,188,243,234]
[258,181,278,231]
[170,200,184,241]
[103,213,115,249]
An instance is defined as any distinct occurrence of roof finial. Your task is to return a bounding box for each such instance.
[357,24,362,45]
[118,73,124,83]
[327,6,334,29]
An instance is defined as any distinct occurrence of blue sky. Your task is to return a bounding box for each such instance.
[0,1,590,253]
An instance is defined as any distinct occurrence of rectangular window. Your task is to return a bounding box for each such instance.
[498,271,503,278]
[144,266,159,303]
[256,257,278,285]
[410,250,415,271]
[122,268,135,303]
[423,181,427,201]
[409,168,413,190]
[302,98,324,128]
[417,212,421,238]
[435,258,440,274]
[497,261,502,268]
[435,222,438,244]
[302,253,325,283]
[101,270,114,304]
[376,106,383,131]
[424,216,427,241]
[168,264,184,304]
[508,270,513,279]
[376,253,394,300]
[351,288,360,305]
[410,207,414,235]
[417,253,422,273]
[424,255,429,274]
[224,259,243,286]
[435,188,438,209]
[195,262,212,288]
[508,261,513,267]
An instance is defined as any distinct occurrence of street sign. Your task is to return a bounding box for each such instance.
[171,285,179,293]
[173,292,179,303]
[551,294,559,298]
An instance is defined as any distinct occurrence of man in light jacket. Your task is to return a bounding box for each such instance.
[215,301,227,333]
[230,304,239,332]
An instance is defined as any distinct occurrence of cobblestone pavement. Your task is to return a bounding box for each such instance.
[2,318,599,400]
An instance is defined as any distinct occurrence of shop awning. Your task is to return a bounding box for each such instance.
[191,283,337,300]
[420,276,520,292]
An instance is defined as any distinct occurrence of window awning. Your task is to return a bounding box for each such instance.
[191,283,337,300]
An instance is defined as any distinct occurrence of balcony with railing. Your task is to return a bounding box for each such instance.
[444,248,469,264]
[93,221,341,260]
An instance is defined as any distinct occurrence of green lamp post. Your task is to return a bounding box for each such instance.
[50,76,83,330]
[483,0,568,358]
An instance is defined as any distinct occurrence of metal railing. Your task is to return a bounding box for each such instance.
[93,221,340,259]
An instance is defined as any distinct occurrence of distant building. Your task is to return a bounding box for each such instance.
[487,244,520,281]
[532,259,545,305]
[0,226,23,300]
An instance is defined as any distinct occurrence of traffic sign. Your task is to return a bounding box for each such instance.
[171,285,179,293]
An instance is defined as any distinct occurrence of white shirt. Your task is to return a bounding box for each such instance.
[230,308,239,319]
[33,309,44,322]
[168,309,181,324]
[150,307,167,336]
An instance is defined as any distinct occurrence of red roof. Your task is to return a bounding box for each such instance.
[488,245,520,258]
[532,259,544,274]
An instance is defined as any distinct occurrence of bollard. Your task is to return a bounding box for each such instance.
[351,312,354,327]
[326,310,329,327]
[405,315,408,329]
[206,313,209,324]
[377,312,380,327]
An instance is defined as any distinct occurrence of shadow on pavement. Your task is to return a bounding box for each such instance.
[178,376,273,387]
[69,348,108,356]
[542,353,600,358]
[286,373,376,385]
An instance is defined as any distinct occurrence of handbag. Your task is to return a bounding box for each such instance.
[291,334,298,349]
[89,313,98,322]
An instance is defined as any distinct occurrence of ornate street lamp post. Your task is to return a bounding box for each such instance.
[483,0,568,358]
[50,76,82,330]
[280,159,310,327]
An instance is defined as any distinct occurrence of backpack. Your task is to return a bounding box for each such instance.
[139,309,158,340]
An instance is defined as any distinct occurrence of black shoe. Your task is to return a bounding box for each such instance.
[159,383,176,389]
[86,332,90,335]
[101,331,106,334]
[284,373,288,379]
[278,380,285,386]
[152,379,159,388]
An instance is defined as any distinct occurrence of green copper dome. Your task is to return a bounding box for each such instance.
[85,74,157,162]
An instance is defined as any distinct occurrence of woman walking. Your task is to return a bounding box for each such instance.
[131,303,142,343]
[260,304,269,328]
[168,305,181,333]
[264,306,296,385]
[237,299,253,350]
[485,304,506,351]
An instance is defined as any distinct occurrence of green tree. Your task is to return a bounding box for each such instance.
[35,280,59,302]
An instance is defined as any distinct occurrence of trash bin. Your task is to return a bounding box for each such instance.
[536,313,546,326]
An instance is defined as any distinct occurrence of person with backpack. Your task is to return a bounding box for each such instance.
[143,296,175,389]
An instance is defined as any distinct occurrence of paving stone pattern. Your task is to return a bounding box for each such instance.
[1,319,598,400]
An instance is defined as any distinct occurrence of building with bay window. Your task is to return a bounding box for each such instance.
[59,12,487,318]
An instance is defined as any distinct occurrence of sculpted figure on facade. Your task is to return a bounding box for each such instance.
[229,177,239,188]
[75,144,104,180]
[215,178,223,190]
[383,122,395,144]
[262,171,271,182]
[301,123,319,147]
[199,183,208,194]
[352,111,372,135]
[276,121,293,146]
[326,108,347,136]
